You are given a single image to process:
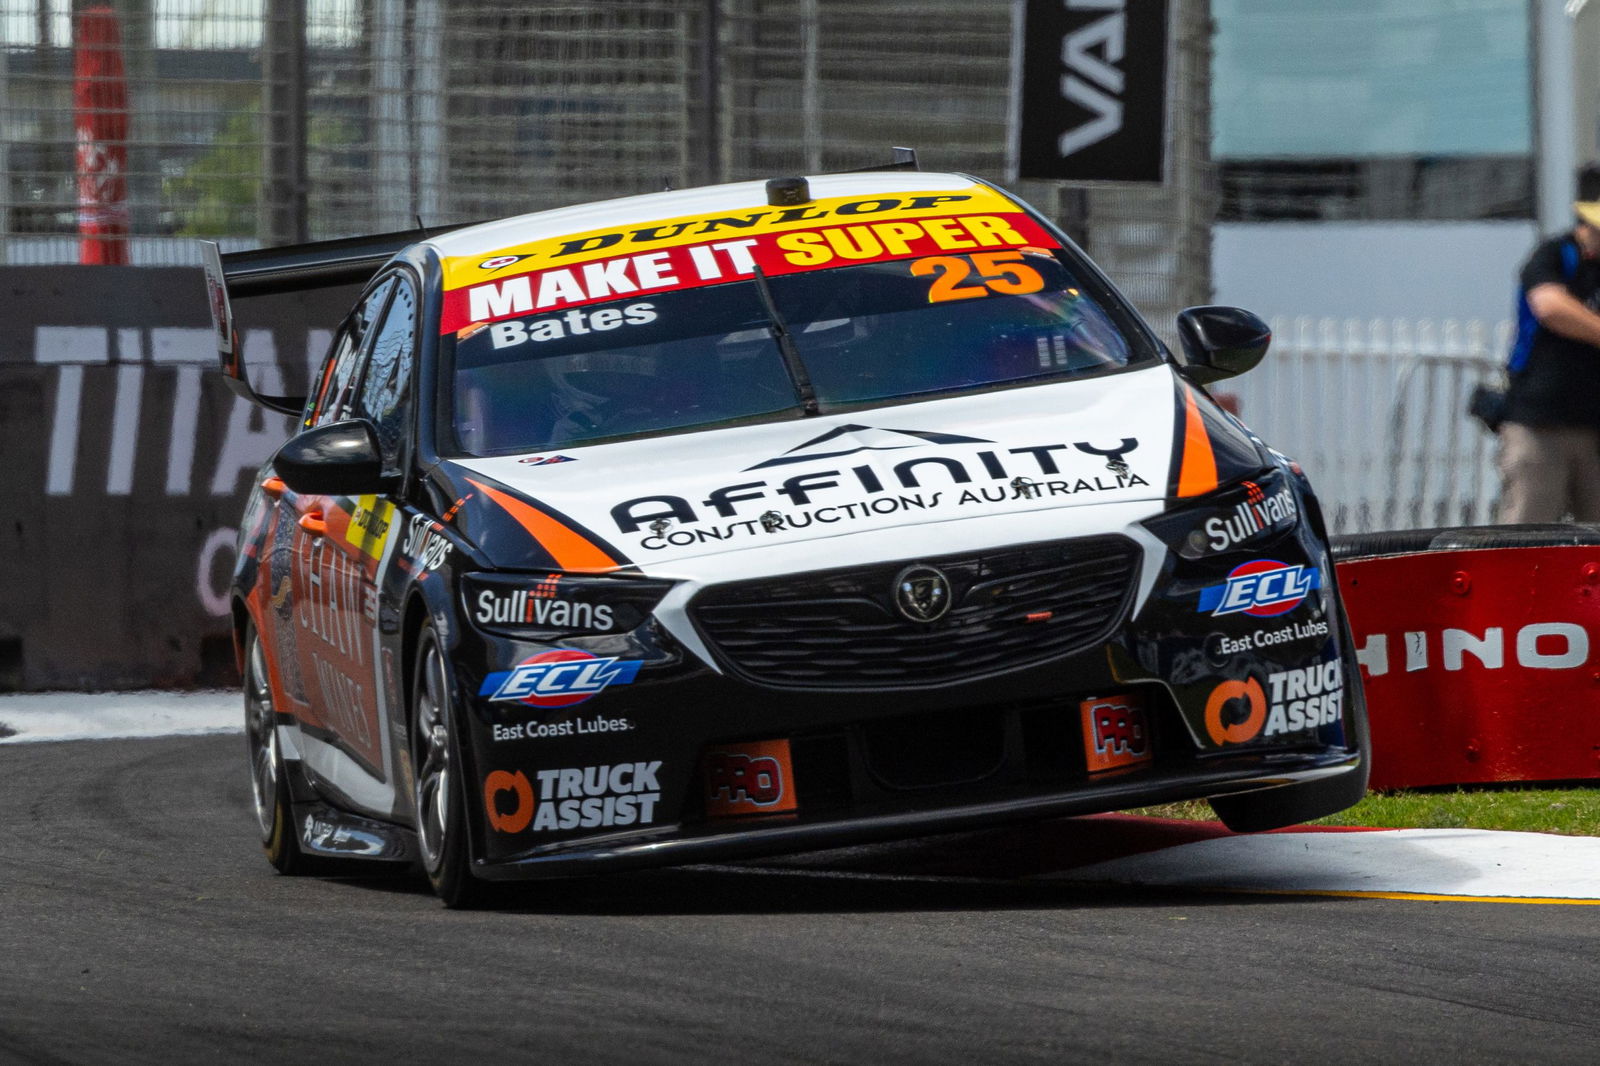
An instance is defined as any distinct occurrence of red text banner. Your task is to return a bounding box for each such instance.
[440,212,1059,335]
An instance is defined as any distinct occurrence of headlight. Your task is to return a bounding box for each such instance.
[1143,469,1299,560]
[462,571,672,638]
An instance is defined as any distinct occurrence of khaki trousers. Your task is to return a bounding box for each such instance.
[1496,422,1600,523]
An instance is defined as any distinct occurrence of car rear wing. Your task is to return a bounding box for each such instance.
[199,221,480,414]
[834,146,919,172]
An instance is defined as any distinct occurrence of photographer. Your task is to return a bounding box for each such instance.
[1498,166,1600,522]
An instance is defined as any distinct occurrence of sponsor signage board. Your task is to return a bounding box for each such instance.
[1012,0,1171,183]
[1340,546,1600,789]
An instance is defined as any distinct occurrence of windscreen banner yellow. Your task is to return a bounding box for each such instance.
[437,185,1059,334]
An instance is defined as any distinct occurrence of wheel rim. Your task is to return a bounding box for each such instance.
[244,633,280,842]
[414,641,451,873]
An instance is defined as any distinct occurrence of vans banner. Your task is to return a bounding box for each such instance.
[1012,0,1170,183]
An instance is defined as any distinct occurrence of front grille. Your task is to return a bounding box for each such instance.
[690,536,1140,688]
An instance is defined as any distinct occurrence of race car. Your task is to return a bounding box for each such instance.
[206,154,1368,906]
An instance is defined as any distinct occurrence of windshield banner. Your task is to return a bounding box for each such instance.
[439,190,1060,335]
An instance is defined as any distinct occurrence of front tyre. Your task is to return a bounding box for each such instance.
[412,625,487,908]
[244,622,318,875]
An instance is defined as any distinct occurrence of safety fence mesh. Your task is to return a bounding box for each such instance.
[0,0,1214,335]
[1224,316,1508,533]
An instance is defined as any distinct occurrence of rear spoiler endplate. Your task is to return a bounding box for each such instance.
[200,220,482,414]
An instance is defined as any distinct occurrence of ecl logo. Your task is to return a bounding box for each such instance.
[479,649,642,708]
[1198,560,1320,618]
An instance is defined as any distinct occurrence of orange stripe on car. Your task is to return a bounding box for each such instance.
[466,478,621,573]
[1176,384,1218,498]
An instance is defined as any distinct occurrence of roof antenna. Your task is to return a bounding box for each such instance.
[662,176,674,191]
[415,214,425,234]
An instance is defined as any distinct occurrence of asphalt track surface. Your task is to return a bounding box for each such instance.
[3,735,1599,1065]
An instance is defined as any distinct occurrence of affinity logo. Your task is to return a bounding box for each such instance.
[744,424,992,471]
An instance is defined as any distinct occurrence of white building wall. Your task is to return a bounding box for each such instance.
[1213,221,1539,325]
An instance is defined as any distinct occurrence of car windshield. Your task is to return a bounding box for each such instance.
[446,247,1154,456]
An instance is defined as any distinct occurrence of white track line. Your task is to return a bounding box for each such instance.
[0,690,242,743]
[1050,827,1600,901]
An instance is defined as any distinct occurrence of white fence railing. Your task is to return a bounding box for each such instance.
[1221,317,1510,535]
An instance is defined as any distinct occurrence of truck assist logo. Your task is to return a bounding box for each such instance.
[484,761,662,834]
[1203,660,1344,746]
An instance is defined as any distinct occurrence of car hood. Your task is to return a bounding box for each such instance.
[441,364,1227,578]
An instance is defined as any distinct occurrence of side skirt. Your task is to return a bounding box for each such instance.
[289,801,419,863]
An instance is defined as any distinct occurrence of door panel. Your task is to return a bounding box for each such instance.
[288,278,402,803]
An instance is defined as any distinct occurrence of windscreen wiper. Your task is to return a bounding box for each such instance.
[750,266,819,416]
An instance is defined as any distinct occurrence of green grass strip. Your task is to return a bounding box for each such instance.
[1132,787,1600,836]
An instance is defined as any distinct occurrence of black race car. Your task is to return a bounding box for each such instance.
[206,161,1367,906]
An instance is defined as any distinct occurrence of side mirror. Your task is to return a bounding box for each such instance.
[1175,306,1271,384]
[272,419,394,496]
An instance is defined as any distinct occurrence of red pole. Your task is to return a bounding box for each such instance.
[74,6,130,265]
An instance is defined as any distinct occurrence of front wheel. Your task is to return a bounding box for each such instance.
[244,622,319,875]
[1207,762,1369,833]
[411,625,488,908]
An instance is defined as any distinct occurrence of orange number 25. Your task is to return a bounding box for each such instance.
[909,252,1046,303]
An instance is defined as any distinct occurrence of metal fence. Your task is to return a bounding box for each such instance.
[0,0,1215,336]
[1225,316,1509,534]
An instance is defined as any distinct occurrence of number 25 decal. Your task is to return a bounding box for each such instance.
[910,251,1046,303]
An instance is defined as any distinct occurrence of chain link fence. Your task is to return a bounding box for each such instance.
[1224,316,1507,534]
[0,0,1214,335]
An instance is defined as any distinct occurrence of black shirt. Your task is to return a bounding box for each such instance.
[1506,233,1600,429]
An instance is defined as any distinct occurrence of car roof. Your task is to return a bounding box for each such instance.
[422,171,993,262]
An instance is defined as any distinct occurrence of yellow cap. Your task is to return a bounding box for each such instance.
[1577,201,1600,228]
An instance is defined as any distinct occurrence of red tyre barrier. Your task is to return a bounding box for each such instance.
[1338,542,1600,789]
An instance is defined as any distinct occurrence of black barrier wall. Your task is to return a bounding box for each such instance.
[0,267,359,690]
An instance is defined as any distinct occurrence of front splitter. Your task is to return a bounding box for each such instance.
[472,750,1361,880]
